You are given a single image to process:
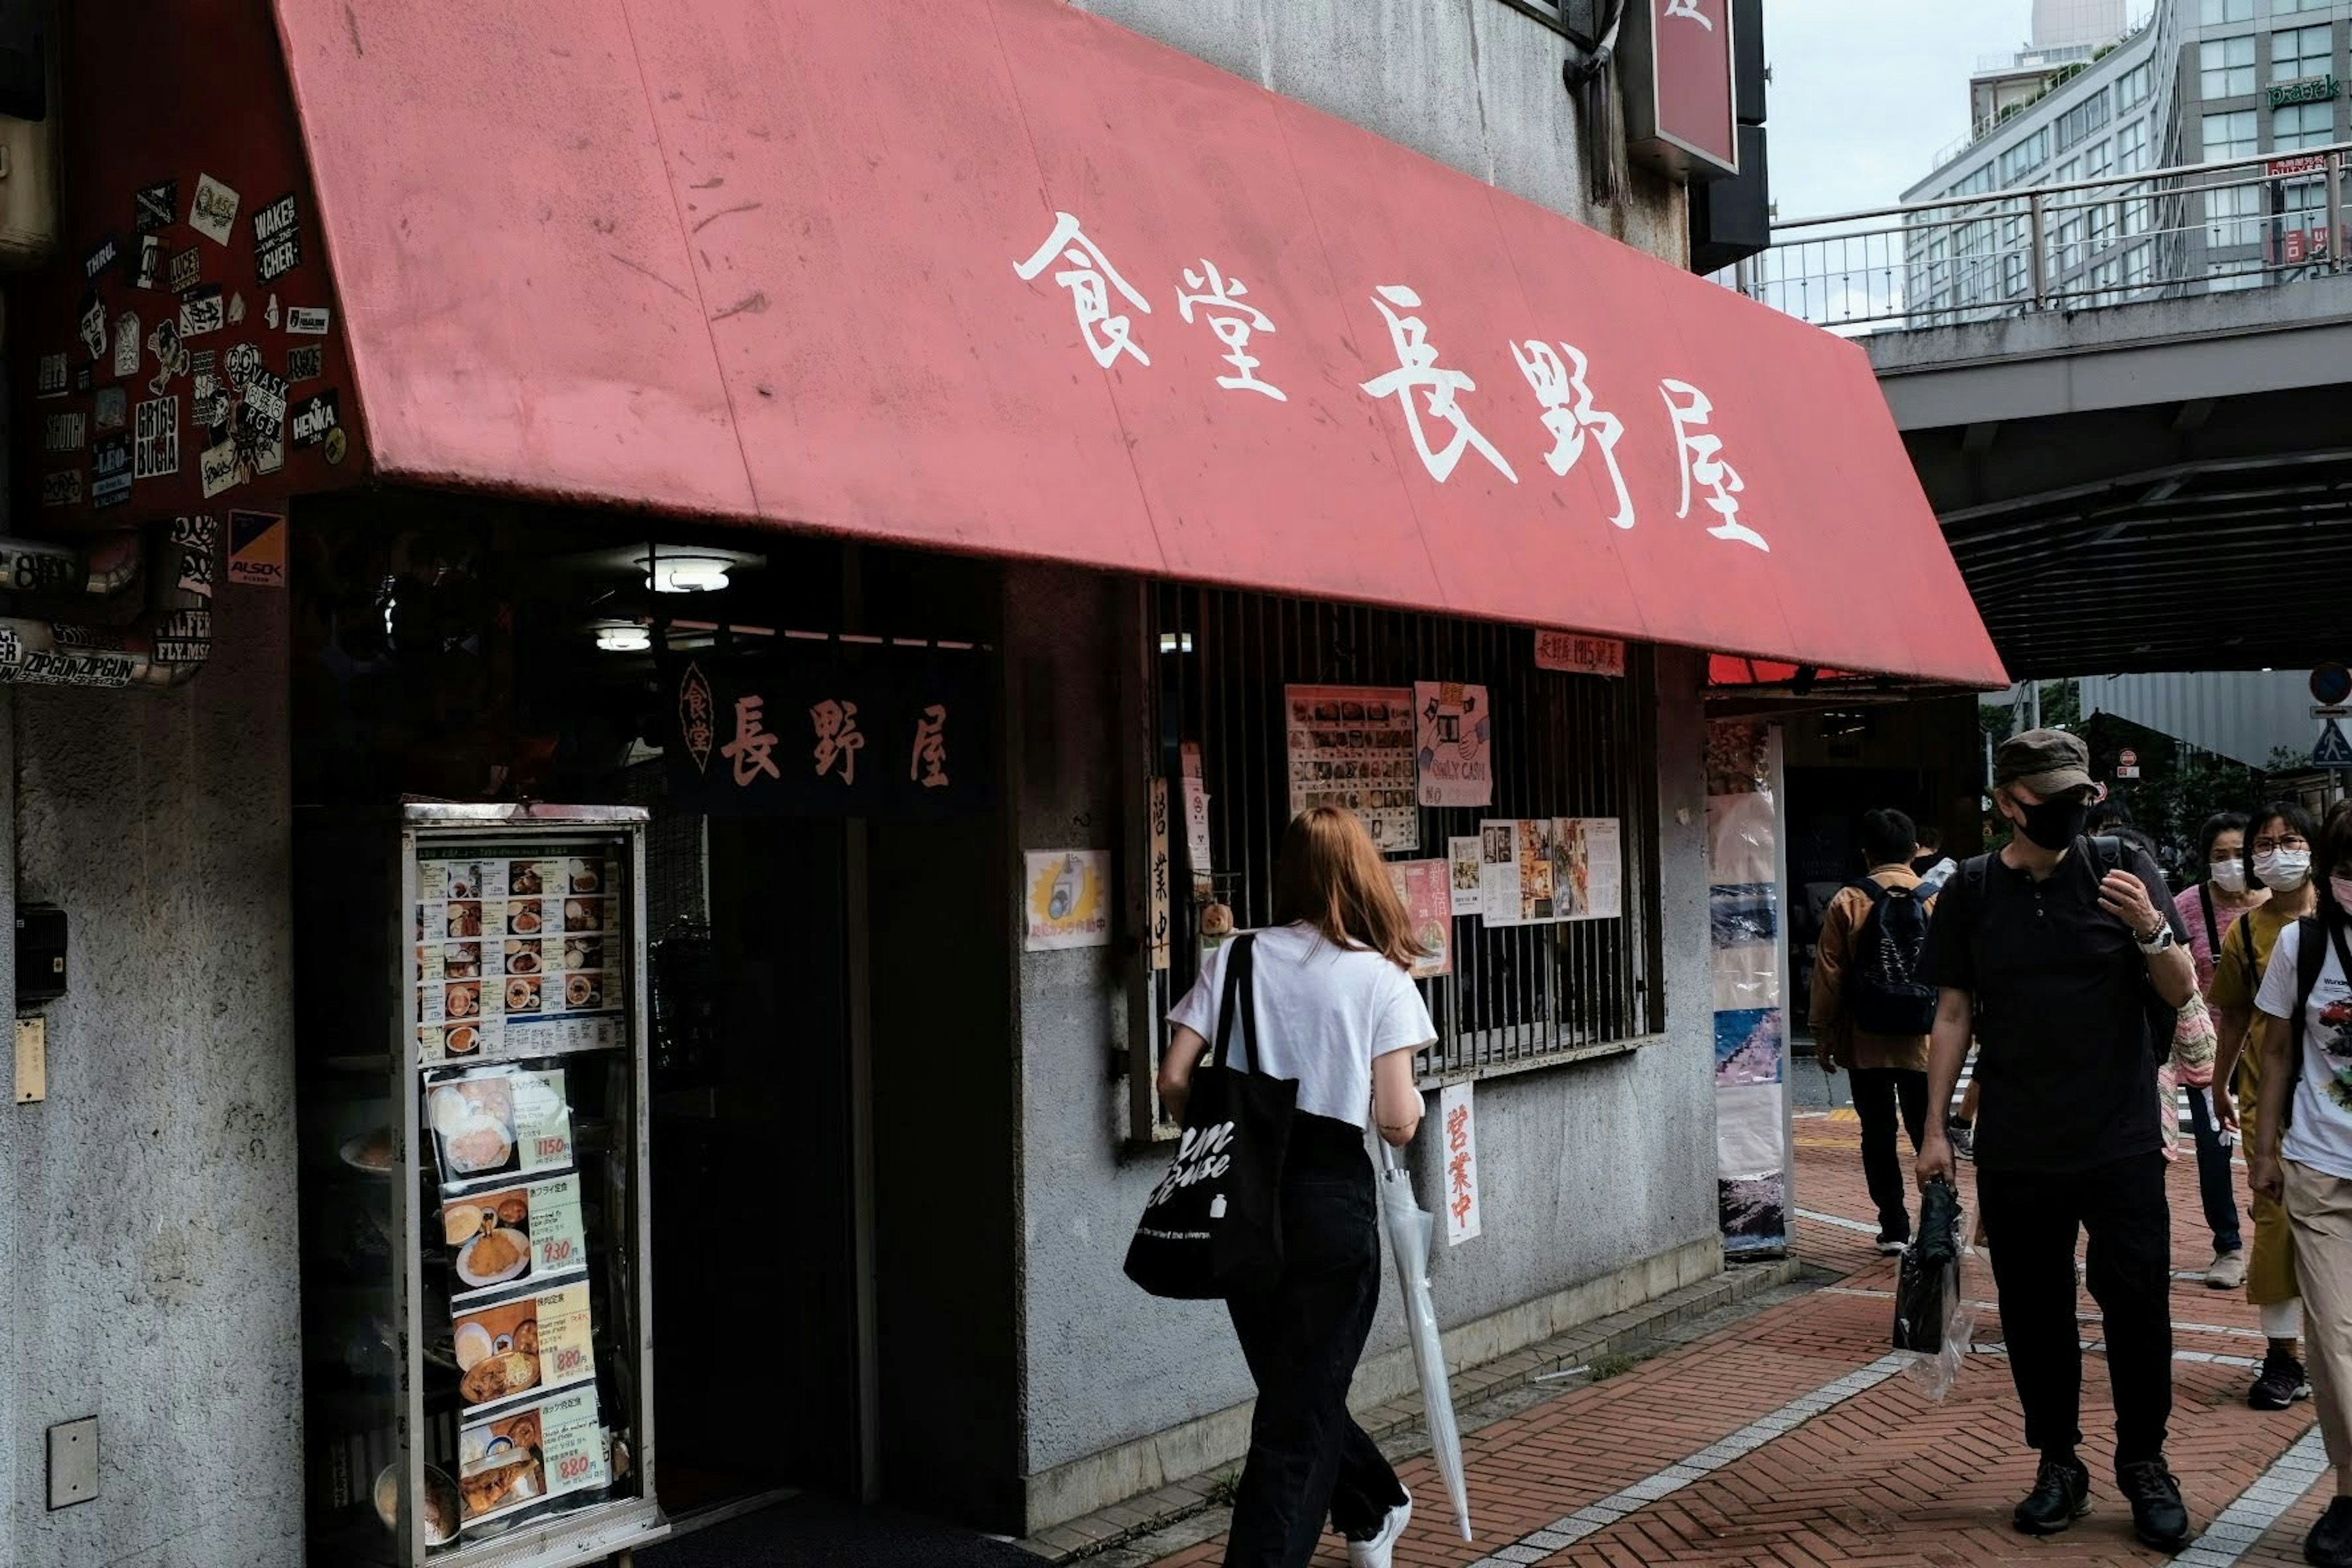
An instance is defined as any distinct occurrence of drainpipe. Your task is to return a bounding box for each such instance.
[0,518,214,690]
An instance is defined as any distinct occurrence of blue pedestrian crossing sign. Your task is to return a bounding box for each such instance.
[2316,717,2352,769]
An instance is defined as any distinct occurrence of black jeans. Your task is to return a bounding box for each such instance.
[1977,1150,2174,1468]
[2184,1085,2245,1253]
[1849,1066,1928,1240]
[1223,1115,1407,1567]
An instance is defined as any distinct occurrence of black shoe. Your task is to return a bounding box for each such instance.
[2013,1455,2092,1535]
[1947,1120,1975,1161]
[2118,1459,2191,1552]
[2252,1349,2315,1411]
[2308,1495,2352,1567]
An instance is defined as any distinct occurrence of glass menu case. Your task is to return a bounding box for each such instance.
[299,804,664,1566]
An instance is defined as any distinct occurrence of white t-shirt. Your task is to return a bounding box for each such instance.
[1167,923,1436,1129]
[2254,920,2352,1179]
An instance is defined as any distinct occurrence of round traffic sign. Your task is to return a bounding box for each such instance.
[2315,662,2352,706]
[2119,748,2138,767]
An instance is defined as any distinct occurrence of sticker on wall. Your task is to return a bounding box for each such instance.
[265,293,279,330]
[153,608,211,665]
[323,426,349,466]
[179,284,225,338]
[82,232,121,284]
[197,438,241,499]
[75,365,92,393]
[1022,850,1112,951]
[40,470,83,508]
[228,510,286,588]
[223,341,262,389]
[135,179,177,233]
[290,388,340,450]
[287,344,323,382]
[228,292,249,326]
[129,234,164,291]
[36,353,69,398]
[111,312,141,379]
[92,387,127,433]
[252,423,285,477]
[78,293,108,360]
[168,246,201,294]
[195,385,232,432]
[145,320,189,396]
[241,370,289,442]
[134,396,181,480]
[188,174,239,246]
[91,435,133,508]
[252,192,300,282]
[41,411,84,453]
[285,305,331,336]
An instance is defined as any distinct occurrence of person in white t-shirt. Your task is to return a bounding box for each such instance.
[1159,806,1436,1568]
[2250,802,2352,1568]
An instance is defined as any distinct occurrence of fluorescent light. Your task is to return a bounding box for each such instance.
[595,624,652,653]
[639,553,733,594]
[1158,632,1194,653]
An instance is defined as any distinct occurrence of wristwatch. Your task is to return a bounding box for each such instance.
[2137,923,2176,953]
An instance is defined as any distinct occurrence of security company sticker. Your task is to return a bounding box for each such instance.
[290,389,339,450]
[40,471,83,508]
[42,411,84,453]
[134,397,180,480]
[287,344,323,382]
[83,233,121,284]
[129,234,163,290]
[228,510,286,588]
[78,294,108,360]
[135,179,176,233]
[112,313,141,379]
[93,387,127,432]
[198,439,240,499]
[285,306,331,336]
[36,353,68,398]
[188,175,239,246]
[168,246,201,294]
[179,284,225,338]
[252,193,300,283]
[91,435,133,508]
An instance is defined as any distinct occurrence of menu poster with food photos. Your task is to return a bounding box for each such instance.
[1284,685,1419,854]
[440,1173,589,1306]
[425,1066,576,1196]
[456,1386,610,1529]
[451,1280,596,1414]
[414,853,625,1065]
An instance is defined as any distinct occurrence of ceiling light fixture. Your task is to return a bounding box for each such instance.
[638,552,734,594]
[595,623,653,654]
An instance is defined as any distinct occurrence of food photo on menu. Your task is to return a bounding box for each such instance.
[426,1066,575,1191]
[456,1385,611,1528]
[451,1282,595,1412]
[440,1173,588,1302]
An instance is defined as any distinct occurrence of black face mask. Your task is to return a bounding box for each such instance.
[2014,794,2090,851]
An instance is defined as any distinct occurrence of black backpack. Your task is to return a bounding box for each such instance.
[1846,876,1939,1036]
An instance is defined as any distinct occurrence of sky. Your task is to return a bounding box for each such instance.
[1764,0,2038,218]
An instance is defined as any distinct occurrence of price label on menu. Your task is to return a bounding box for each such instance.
[530,1175,587,1277]
[512,1071,575,1175]
[535,1388,611,1498]
[534,1281,597,1393]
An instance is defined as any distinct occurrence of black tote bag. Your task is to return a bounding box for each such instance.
[1123,935,1298,1299]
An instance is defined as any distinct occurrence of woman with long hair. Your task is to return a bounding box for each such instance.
[1157,807,1434,1568]
[2175,812,2262,1287]
[2248,801,2352,1566]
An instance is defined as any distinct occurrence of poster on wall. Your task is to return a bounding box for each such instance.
[1385,860,1453,980]
[1180,742,1213,896]
[1439,1082,1481,1245]
[1708,720,1789,1258]
[1447,837,1483,917]
[1412,680,1492,808]
[1284,685,1419,853]
[1476,818,1624,927]
[1024,850,1112,951]
[1148,777,1172,972]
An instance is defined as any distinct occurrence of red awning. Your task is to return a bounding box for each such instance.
[272,0,2005,688]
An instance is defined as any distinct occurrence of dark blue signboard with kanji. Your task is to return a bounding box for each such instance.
[661,646,995,818]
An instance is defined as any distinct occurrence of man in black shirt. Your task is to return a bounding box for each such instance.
[1915,729,2198,1550]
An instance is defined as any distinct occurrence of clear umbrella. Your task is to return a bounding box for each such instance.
[1378,1141,1471,1543]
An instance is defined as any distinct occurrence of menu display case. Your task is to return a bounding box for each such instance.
[301,805,664,1566]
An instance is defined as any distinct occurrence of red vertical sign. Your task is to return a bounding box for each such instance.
[1629,0,1738,180]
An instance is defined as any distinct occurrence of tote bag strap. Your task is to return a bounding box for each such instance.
[1207,934,1264,1074]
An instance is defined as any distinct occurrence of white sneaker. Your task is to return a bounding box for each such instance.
[1346,1491,1411,1568]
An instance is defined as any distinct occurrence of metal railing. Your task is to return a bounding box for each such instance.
[1724,142,2352,334]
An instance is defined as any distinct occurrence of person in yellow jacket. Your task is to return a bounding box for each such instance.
[2215,800,2324,1411]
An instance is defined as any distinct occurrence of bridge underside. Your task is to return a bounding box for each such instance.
[1869,279,2352,680]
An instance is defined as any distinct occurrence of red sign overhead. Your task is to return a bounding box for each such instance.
[268,0,1997,687]
[1629,0,1740,179]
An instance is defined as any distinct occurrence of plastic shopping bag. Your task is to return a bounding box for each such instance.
[1893,1176,1978,1400]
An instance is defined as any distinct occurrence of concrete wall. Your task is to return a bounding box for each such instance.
[1008,570,1719,1514]
[0,595,299,1567]
[1063,0,1685,260]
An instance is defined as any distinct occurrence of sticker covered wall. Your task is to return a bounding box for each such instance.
[1707,720,1791,1259]
[6,0,365,530]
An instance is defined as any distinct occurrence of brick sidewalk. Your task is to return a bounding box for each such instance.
[1145,1112,2329,1568]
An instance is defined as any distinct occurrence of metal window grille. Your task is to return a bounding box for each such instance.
[1137,582,1664,1102]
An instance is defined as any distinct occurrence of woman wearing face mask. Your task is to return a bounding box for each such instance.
[2214,801,2323,1411]
[2173,812,2263,1289]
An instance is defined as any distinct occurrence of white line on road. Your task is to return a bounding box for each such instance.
[1461,1352,1912,1568]
[1795,1207,1883,1237]
[2176,1428,2329,1567]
